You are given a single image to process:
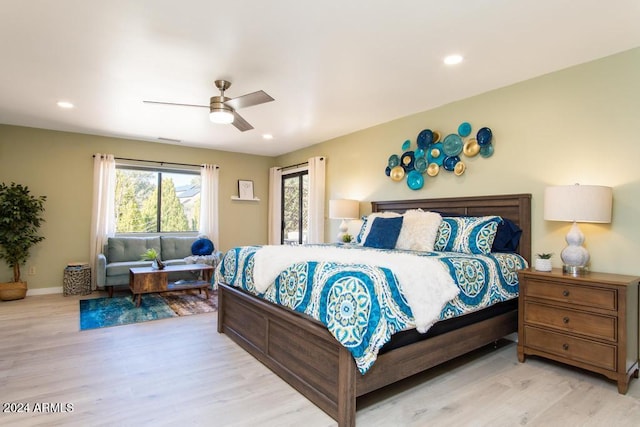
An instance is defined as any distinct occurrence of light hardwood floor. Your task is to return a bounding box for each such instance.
[2,293,640,426]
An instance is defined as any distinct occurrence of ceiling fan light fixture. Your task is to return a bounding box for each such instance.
[209,109,234,124]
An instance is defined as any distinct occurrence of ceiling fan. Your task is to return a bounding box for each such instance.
[143,79,274,132]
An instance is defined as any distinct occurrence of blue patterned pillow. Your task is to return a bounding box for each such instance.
[355,216,369,244]
[363,216,404,249]
[434,216,502,254]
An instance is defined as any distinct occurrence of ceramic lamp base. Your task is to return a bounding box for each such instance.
[336,219,349,242]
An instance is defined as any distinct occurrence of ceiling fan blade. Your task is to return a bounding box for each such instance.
[225,90,274,110]
[143,100,208,108]
[232,111,254,132]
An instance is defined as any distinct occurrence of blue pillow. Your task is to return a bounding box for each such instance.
[492,218,522,253]
[363,216,404,249]
[434,216,501,254]
[191,238,214,255]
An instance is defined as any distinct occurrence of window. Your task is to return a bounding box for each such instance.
[115,166,200,233]
[281,170,308,244]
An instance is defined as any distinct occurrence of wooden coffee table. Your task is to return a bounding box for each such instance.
[129,264,214,307]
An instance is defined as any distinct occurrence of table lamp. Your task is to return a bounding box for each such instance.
[544,184,612,275]
[329,199,359,242]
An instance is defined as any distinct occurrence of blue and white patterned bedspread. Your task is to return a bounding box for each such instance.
[215,245,526,374]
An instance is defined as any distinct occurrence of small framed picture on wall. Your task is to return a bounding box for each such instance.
[238,180,254,199]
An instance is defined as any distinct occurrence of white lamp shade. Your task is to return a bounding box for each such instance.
[329,199,359,219]
[544,185,612,223]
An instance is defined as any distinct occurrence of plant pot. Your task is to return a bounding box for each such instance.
[0,281,27,301]
[534,259,553,272]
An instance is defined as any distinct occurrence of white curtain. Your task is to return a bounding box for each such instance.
[307,156,326,244]
[90,154,116,289]
[268,166,283,244]
[199,164,220,249]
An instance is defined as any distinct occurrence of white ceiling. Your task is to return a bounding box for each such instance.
[1,1,639,157]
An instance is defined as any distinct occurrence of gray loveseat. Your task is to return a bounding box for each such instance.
[96,235,219,294]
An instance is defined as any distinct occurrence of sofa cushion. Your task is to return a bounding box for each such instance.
[106,260,152,277]
[107,237,161,263]
[160,236,197,260]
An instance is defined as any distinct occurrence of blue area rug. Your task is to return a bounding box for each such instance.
[79,290,217,330]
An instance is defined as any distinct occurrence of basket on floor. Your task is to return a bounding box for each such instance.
[0,282,27,301]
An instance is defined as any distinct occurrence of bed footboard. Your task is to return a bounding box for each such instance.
[218,282,517,427]
[218,282,357,426]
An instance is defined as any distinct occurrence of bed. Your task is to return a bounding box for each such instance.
[216,193,531,426]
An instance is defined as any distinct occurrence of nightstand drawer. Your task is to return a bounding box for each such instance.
[524,326,616,371]
[525,279,616,310]
[524,302,617,341]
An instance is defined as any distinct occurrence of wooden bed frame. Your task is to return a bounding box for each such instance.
[217,193,531,426]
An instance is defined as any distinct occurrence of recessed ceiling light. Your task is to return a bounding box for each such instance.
[444,55,463,65]
[57,101,74,109]
[262,134,274,140]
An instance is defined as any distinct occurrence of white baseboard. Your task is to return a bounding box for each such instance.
[27,286,63,296]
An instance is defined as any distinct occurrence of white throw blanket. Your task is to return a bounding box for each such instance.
[253,245,459,333]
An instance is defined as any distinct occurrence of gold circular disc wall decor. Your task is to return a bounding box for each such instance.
[390,165,405,181]
[463,138,480,157]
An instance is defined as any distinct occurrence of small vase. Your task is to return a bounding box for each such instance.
[534,258,552,272]
[152,258,165,270]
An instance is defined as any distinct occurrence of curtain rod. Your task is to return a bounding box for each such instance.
[93,155,218,169]
[278,157,324,171]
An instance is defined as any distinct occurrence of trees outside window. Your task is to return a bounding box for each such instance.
[115,167,200,233]
[281,171,308,244]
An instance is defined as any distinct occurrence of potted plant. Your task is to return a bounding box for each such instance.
[534,253,553,272]
[0,182,46,300]
[141,248,165,270]
[341,233,353,244]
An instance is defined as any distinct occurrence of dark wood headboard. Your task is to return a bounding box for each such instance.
[371,193,532,263]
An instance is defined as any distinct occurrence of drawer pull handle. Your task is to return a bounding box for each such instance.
[562,290,570,297]
[563,317,570,324]
[562,343,569,351]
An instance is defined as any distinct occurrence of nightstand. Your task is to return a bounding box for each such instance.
[517,268,640,394]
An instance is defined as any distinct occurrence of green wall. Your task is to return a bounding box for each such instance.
[277,48,640,276]
[2,48,639,292]
[0,126,274,291]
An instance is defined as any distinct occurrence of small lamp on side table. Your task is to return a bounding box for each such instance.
[329,199,359,242]
[544,184,612,275]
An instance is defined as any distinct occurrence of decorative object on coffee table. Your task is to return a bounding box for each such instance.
[0,182,46,301]
[141,248,164,270]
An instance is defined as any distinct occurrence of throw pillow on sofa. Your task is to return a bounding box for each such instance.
[191,238,214,255]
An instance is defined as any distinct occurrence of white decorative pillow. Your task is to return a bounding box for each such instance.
[395,209,442,252]
[357,211,402,245]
